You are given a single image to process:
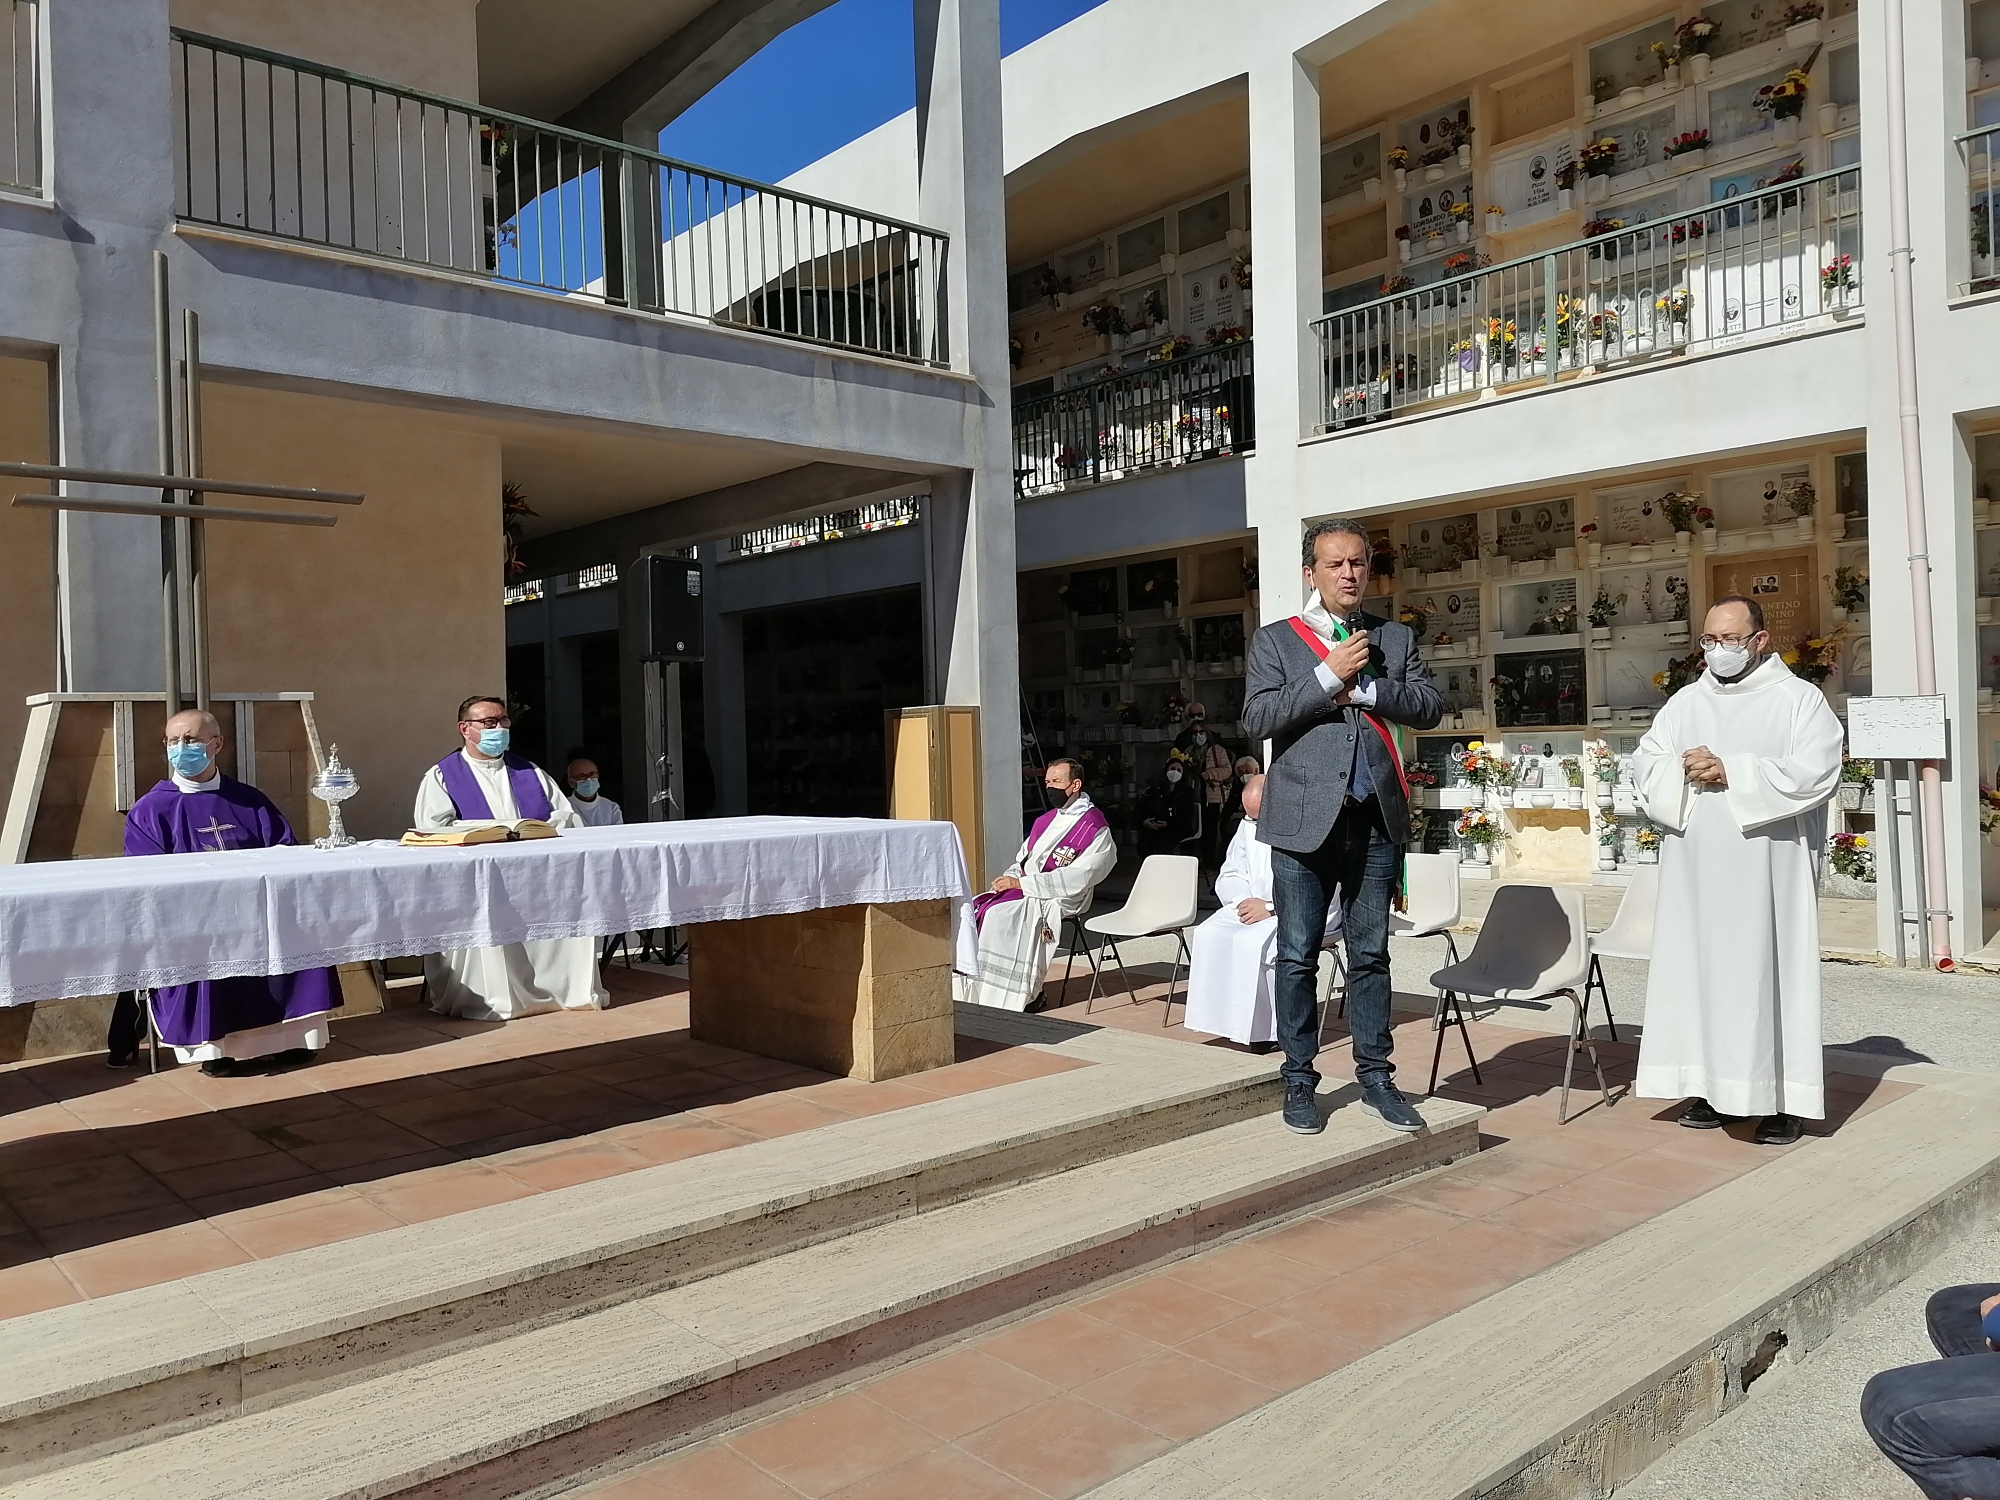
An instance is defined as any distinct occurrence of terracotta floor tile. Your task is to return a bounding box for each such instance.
[1595,1147,1747,1197]
[63,1085,213,1129]
[603,1446,796,1499]
[376,1098,549,1152]
[182,1171,346,1222]
[213,1190,404,1259]
[863,1349,1059,1441]
[1177,1308,1365,1391]
[1381,1172,1530,1221]
[708,1056,811,1085]
[1072,1347,1275,1441]
[0,1108,115,1163]
[1485,1190,1648,1251]
[34,1203,196,1257]
[1077,1274,1253,1346]
[56,1218,252,1297]
[324,1073,467,1109]
[284,1119,445,1172]
[727,1392,935,1498]
[1440,1147,1594,1196]
[958,1395,1172,1500]
[490,1140,652,1192]
[605,1118,756,1165]
[465,1074,637,1125]
[1546,1166,1710,1218]
[694,1096,856,1142]
[828,1445,1045,1500]
[214,1090,360,1132]
[320,1148,466,1189]
[0,1252,81,1320]
[616,1068,736,1105]
[1253,1216,1405,1277]
[890,1065,1019,1101]
[1271,1248,1513,1351]
[1424,1217,1579,1281]
[351,1160,539,1223]
[448,1057,558,1089]
[1506,1128,1651,1174]
[978,1306,1165,1388]
[783,1078,938,1119]
[1163,1242,1331,1308]
[1310,1194,1463,1248]
[9,1169,183,1232]
[126,1120,279,1176]
[0,1147,157,1203]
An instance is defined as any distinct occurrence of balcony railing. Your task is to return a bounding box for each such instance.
[725,495,921,558]
[1313,166,1861,432]
[1012,340,1254,499]
[2,0,40,195]
[1963,125,1999,294]
[169,30,948,366]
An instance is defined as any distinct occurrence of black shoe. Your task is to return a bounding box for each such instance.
[105,1051,138,1070]
[1247,1040,1279,1055]
[1360,1083,1425,1133]
[1282,1082,1324,1134]
[270,1048,317,1070]
[1677,1098,1741,1129]
[1755,1113,1804,1145]
[199,1058,242,1078]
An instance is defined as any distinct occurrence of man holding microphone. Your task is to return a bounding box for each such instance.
[1243,519,1443,1135]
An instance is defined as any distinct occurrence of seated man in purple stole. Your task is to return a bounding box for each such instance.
[119,710,341,1078]
[960,758,1117,1012]
[411,695,607,1021]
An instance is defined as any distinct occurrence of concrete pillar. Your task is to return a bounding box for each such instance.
[43,0,180,692]
[914,0,1018,880]
[1243,50,1323,630]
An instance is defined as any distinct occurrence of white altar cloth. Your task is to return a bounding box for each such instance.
[0,817,976,1006]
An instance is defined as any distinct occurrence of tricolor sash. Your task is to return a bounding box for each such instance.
[436,752,554,822]
[1285,616,1410,802]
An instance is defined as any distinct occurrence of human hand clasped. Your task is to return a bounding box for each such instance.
[1682,746,1727,788]
[1236,897,1272,924]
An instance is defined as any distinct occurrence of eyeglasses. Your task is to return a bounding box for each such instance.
[1697,633,1759,650]
[462,716,512,729]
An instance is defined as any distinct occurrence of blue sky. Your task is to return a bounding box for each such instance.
[658,0,1107,185]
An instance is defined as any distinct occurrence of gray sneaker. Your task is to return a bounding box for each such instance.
[1360,1083,1425,1132]
[1282,1082,1323,1134]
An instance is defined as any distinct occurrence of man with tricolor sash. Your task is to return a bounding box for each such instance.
[960,758,1117,1012]
[1243,519,1442,1136]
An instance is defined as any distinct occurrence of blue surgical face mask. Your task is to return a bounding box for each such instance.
[166,741,211,777]
[477,727,511,757]
[573,778,599,799]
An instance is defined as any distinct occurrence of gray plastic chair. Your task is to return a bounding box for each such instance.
[1428,884,1618,1123]
[1583,866,1657,1043]
[1084,855,1200,1024]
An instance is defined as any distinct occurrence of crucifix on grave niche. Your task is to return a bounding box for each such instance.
[0,252,364,715]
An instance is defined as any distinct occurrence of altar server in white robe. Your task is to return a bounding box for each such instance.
[960,758,1117,1011]
[1630,596,1843,1145]
[413,696,609,1021]
[1185,776,1341,1049]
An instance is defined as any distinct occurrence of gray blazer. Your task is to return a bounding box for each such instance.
[1242,610,1444,853]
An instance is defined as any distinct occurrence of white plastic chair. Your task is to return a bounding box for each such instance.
[1333,850,1461,1021]
[1427,884,1619,1123]
[1584,866,1657,1043]
[1084,855,1200,1024]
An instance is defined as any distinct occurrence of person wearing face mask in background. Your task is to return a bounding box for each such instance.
[1138,754,1199,857]
[106,710,343,1075]
[1177,707,1235,871]
[563,756,623,827]
[1629,596,1844,1146]
[960,758,1116,1011]
[413,696,608,1020]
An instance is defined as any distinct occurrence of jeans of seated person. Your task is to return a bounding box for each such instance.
[1930,1283,2000,1359]
[1270,797,1398,1094]
[1861,1351,2000,1500]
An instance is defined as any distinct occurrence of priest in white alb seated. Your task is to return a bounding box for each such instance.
[960,758,1117,1012]
[1185,776,1341,1049]
[412,696,608,1021]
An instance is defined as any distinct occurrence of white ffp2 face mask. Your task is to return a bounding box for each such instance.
[1703,642,1752,679]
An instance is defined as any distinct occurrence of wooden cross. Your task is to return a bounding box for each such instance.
[0,252,363,717]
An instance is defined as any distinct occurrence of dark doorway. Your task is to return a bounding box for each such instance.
[679,660,716,819]
[574,631,624,805]
[741,587,925,817]
[504,642,548,769]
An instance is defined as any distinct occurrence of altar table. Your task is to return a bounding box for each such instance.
[0,818,975,1081]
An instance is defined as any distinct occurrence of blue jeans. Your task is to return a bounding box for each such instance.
[1269,797,1398,1093]
[1861,1284,2000,1500]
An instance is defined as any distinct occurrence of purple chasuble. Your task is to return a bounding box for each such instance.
[436,751,554,821]
[971,803,1111,931]
[123,775,341,1047]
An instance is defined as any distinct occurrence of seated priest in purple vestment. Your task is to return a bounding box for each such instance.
[411,696,608,1021]
[957,758,1117,1012]
[120,709,342,1078]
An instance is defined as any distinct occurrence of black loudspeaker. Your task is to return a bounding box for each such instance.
[639,554,704,661]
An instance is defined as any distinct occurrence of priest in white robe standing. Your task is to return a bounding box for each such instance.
[1185,775,1341,1051]
[960,758,1117,1011]
[1630,596,1843,1145]
[413,696,609,1021]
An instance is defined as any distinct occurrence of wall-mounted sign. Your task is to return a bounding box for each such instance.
[1492,498,1575,561]
[1707,547,1820,647]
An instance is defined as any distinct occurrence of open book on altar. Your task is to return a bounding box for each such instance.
[399,820,560,847]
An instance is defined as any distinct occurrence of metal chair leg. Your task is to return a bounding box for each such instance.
[144,990,159,1075]
[1160,930,1191,1027]
[1329,941,1349,1020]
[1584,954,1622,1044]
[1558,988,1615,1124]
[1425,989,1481,1094]
[1055,916,1101,1009]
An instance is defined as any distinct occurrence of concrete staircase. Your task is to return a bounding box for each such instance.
[0,1011,1482,1499]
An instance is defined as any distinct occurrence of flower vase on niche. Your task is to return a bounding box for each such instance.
[1364,176,1383,202]
[1688,52,1710,82]
[1456,143,1472,170]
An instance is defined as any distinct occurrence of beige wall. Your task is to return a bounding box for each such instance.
[171,0,480,98]
[0,353,56,809]
[200,383,502,839]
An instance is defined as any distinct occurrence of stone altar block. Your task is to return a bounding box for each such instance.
[688,899,956,1082]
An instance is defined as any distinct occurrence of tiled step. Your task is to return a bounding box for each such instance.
[1080,1065,2000,1500]
[0,1011,1365,1480]
[0,1092,1484,1499]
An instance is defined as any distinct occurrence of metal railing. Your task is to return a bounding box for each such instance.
[726,495,921,558]
[1963,125,1999,295]
[1314,166,1861,431]
[1012,340,1255,498]
[169,30,948,365]
[2,0,40,195]
[503,561,619,605]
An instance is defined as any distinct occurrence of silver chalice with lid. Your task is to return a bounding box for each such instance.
[311,745,359,849]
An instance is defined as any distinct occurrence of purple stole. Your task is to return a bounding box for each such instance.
[972,803,1111,930]
[436,752,553,821]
